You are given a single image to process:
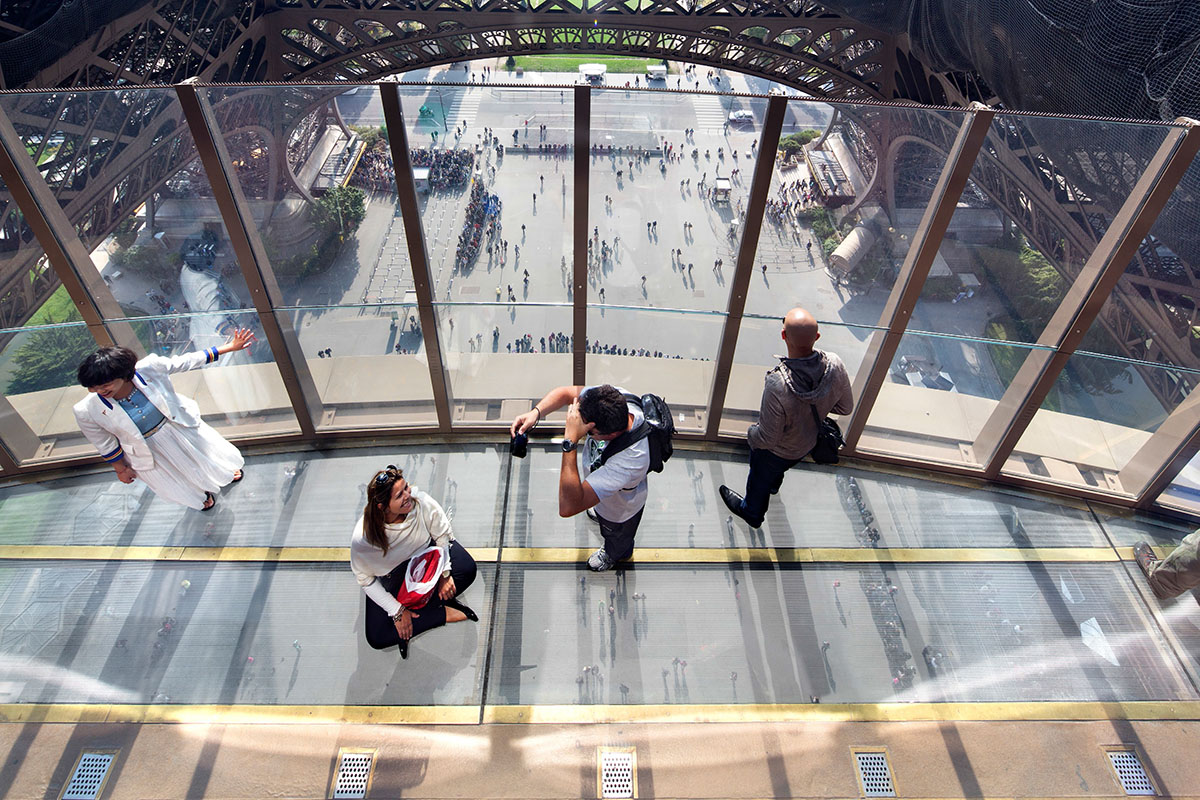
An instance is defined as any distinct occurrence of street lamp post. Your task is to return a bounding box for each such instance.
[434,88,447,133]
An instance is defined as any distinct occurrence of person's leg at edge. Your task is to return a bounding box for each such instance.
[741,448,795,526]
[1145,530,1200,600]
[598,507,644,563]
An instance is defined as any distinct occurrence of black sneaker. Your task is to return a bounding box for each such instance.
[1133,541,1160,579]
[585,508,599,523]
[719,485,763,528]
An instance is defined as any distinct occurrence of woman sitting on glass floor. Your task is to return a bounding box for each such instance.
[351,465,478,659]
[73,328,255,511]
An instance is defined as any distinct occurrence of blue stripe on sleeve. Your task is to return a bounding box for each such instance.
[101,445,125,463]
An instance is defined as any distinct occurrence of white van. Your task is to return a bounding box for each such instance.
[646,64,667,81]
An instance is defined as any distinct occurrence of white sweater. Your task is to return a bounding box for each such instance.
[350,488,454,616]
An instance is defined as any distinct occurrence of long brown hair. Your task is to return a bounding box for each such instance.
[363,466,406,555]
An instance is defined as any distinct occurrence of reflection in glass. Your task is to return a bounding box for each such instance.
[123,309,300,438]
[587,306,723,433]
[205,84,391,309]
[0,89,258,332]
[1007,352,1196,491]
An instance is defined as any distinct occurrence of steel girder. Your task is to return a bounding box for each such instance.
[837,104,1196,408]
[266,3,895,100]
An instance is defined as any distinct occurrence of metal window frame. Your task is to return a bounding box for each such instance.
[175,80,321,438]
[0,100,142,464]
[379,81,452,431]
[973,119,1200,479]
[842,103,996,451]
[573,84,590,386]
[705,94,788,438]
[0,103,138,352]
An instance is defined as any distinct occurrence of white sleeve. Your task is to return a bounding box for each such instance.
[418,494,454,571]
[362,578,403,617]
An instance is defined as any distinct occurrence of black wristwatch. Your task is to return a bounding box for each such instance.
[561,438,578,453]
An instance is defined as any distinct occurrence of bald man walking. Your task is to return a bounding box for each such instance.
[720,307,853,528]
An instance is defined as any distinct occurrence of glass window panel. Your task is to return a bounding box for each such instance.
[587,88,767,312]
[745,102,958,323]
[1006,353,1196,494]
[586,306,722,433]
[203,84,404,309]
[858,330,1051,466]
[121,309,300,439]
[281,303,435,429]
[436,302,573,426]
[1160,450,1200,517]
[398,84,572,304]
[0,320,99,464]
[908,115,1171,345]
[0,89,254,327]
[719,314,882,437]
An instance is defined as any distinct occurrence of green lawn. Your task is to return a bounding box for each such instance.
[26,284,81,326]
[510,55,669,75]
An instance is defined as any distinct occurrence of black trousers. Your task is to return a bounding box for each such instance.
[364,540,478,650]
[597,506,644,562]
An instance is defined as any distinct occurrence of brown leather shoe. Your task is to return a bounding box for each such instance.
[1133,541,1159,579]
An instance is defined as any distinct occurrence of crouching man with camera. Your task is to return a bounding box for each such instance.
[511,384,652,572]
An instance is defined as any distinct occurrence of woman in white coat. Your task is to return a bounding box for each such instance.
[73,328,255,511]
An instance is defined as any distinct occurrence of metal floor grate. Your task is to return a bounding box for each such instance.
[62,753,114,800]
[599,748,635,799]
[332,751,374,799]
[1108,750,1156,795]
[855,751,895,797]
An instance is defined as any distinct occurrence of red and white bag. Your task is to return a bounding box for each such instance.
[394,544,447,610]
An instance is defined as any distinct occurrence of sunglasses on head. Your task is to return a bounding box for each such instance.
[374,465,399,485]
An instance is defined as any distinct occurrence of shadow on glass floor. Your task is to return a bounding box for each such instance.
[0,443,1196,710]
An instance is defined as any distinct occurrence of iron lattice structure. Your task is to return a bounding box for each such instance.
[0,0,1195,407]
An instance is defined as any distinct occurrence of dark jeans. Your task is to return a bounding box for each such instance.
[364,539,477,650]
[597,506,644,561]
[740,448,802,526]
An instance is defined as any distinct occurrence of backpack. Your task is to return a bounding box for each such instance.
[597,392,675,473]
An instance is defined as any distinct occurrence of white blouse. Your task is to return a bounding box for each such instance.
[350,487,454,616]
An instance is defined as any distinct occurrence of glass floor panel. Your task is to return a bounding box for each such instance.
[0,561,493,706]
[488,563,1192,705]
[0,444,1197,713]
[509,448,1110,549]
[0,445,508,550]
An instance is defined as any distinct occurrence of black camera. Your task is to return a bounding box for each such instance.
[510,432,528,458]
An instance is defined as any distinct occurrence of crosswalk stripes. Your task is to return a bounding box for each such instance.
[442,86,483,129]
[691,93,727,131]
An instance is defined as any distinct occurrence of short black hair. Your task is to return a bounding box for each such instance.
[579,384,628,435]
[77,347,138,388]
